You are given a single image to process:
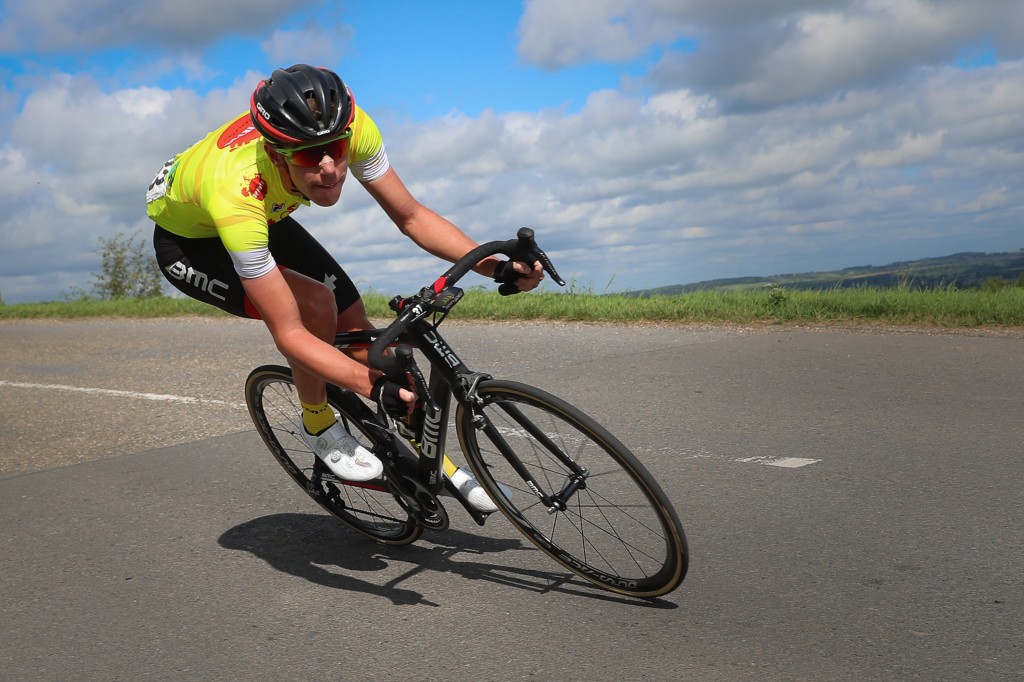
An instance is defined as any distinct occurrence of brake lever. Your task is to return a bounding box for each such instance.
[497,227,567,296]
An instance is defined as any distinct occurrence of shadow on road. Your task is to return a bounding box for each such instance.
[219,512,677,609]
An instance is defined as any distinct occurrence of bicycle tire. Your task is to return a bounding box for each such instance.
[245,365,422,545]
[455,380,688,598]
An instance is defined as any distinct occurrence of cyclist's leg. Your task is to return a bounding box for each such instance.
[264,220,496,506]
[154,222,347,335]
[267,218,366,402]
[273,268,337,406]
[156,221,358,403]
[335,298,374,365]
[153,224,250,316]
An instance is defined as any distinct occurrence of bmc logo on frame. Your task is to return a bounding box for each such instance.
[165,261,229,301]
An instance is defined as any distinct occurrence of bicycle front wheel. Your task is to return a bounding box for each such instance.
[456,380,688,598]
[245,365,422,545]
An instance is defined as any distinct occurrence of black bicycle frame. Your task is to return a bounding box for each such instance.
[336,315,590,520]
[401,315,480,491]
[333,318,481,497]
[336,227,570,520]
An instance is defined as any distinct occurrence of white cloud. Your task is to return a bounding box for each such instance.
[517,2,634,67]
[0,0,323,51]
[260,21,355,67]
[0,70,262,301]
[114,87,173,119]
[856,131,945,168]
[649,0,1024,109]
[2,2,1024,303]
[516,0,841,69]
[7,54,1024,302]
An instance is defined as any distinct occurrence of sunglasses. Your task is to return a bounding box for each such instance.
[276,128,353,166]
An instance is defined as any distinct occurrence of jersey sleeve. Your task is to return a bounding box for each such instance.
[349,106,391,183]
[207,174,277,279]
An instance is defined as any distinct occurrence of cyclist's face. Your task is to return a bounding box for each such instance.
[287,152,348,207]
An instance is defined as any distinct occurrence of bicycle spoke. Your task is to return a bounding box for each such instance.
[458,380,687,598]
[245,366,422,546]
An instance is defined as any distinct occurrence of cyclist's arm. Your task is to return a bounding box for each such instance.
[240,268,380,397]
[362,168,543,289]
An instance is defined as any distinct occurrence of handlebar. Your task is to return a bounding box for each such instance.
[440,227,565,296]
[368,227,565,386]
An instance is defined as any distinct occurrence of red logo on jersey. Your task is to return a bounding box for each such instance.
[217,114,262,150]
[242,174,268,201]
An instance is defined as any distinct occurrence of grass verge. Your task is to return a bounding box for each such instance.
[2,286,1023,327]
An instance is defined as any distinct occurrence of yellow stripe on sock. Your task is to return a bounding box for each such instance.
[301,398,336,435]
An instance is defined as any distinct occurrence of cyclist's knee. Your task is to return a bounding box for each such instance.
[284,271,338,334]
[304,283,339,326]
[338,298,371,333]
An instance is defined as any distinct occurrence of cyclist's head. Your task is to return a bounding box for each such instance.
[249,64,354,148]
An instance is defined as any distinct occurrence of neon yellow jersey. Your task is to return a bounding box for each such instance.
[146,105,390,279]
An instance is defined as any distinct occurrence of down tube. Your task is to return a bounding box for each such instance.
[410,323,462,490]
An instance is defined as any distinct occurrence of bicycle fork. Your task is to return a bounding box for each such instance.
[471,402,590,514]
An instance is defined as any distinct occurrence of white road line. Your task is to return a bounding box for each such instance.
[2,381,824,470]
[735,456,822,468]
[486,427,822,469]
[657,448,821,468]
[0,380,246,409]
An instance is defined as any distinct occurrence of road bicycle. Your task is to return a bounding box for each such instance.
[244,228,688,598]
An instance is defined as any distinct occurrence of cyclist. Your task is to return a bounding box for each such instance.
[146,64,541,509]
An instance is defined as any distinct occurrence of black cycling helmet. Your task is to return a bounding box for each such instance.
[249,64,354,147]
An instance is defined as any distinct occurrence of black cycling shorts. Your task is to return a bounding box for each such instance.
[153,217,360,319]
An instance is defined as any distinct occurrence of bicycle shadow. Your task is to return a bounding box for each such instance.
[218,512,677,609]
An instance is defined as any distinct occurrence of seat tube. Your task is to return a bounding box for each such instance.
[417,372,452,491]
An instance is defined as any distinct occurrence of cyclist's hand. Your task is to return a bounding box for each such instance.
[371,375,417,417]
[494,259,544,292]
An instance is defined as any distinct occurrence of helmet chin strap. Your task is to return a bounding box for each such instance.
[267,142,310,200]
[286,175,309,201]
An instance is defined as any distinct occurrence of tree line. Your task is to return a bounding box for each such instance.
[67,231,165,300]
[4,232,1018,304]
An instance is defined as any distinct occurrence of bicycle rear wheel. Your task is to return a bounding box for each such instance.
[456,380,687,598]
[245,365,422,545]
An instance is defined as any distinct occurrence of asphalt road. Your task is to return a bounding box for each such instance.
[1,318,1021,681]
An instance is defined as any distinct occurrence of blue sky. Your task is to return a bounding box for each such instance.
[1,0,1023,303]
[0,2,662,118]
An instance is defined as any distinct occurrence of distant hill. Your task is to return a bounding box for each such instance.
[626,248,1024,296]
